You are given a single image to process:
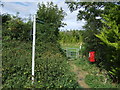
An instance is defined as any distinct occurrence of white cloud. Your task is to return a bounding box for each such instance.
[60,18,85,31]
[2,2,37,18]
[1,0,56,2]
[1,0,85,30]
[2,0,36,2]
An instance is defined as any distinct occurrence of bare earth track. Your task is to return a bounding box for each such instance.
[69,61,90,88]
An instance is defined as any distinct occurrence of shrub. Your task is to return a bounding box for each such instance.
[2,40,80,88]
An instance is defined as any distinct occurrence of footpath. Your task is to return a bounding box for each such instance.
[69,61,90,88]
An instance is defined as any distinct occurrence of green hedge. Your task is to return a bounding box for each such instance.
[2,40,81,88]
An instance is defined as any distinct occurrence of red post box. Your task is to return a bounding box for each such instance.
[89,51,95,62]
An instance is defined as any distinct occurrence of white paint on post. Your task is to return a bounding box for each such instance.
[32,14,36,84]
[80,45,82,50]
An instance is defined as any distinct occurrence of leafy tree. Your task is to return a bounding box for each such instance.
[59,30,84,44]
[66,2,119,30]
[66,1,120,82]
[2,14,11,25]
[65,2,105,61]
[96,4,120,82]
[66,2,119,60]
[2,14,31,41]
[36,2,66,43]
[66,2,107,31]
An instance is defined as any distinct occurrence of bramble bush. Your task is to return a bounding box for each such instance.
[2,40,32,88]
[2,14,31,41]
[2,40,80,88]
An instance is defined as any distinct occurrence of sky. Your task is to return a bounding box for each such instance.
[1,0,86,31]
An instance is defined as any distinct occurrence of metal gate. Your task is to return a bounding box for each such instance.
[65,48,79,59]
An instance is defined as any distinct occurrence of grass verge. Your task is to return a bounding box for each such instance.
[73,57,120,88]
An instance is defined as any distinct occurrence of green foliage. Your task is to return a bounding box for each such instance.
[65,2,119,57]
[36,2,66,43]
[66,2,120,83]
[2,40,81,88]
[2,2,81,88]
[95,4,120,82]
[96,6,120,82]
[2,40,32,88]
[37,2,66,27]
[66,2,119,31]
[85,75,115,88]
[96,21,120,50]
[73,57,119,88]
[74,57,98,73]
[2,14,11,25]
[59,30,84,44]
[35,49,80,88]
[2,14,31,41]
[66,2,106,31]
[65,2,110,62]
[96,5,120,50]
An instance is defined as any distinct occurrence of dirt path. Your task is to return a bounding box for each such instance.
[69,61,90,88]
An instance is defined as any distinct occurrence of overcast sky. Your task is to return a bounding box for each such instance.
[1,0,86,31]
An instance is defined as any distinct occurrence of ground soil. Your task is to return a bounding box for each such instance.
[69,60,90,88]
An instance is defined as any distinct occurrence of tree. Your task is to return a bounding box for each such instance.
[36,2,66,43]
[66,2,106,31]
[66,2,120,82]
[2,14,11,25]
[96,4,120,82]
[66,2,119,61]
[2,14,31,41]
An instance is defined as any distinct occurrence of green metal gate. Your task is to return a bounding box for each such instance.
[65,48,79,59]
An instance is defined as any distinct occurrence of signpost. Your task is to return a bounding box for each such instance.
[31,14,44,84]
[32,14,36,84]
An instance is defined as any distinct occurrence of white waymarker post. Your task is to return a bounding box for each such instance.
[32,14,36,84]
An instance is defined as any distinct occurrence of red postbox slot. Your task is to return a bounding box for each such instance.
[89,51,95,62]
